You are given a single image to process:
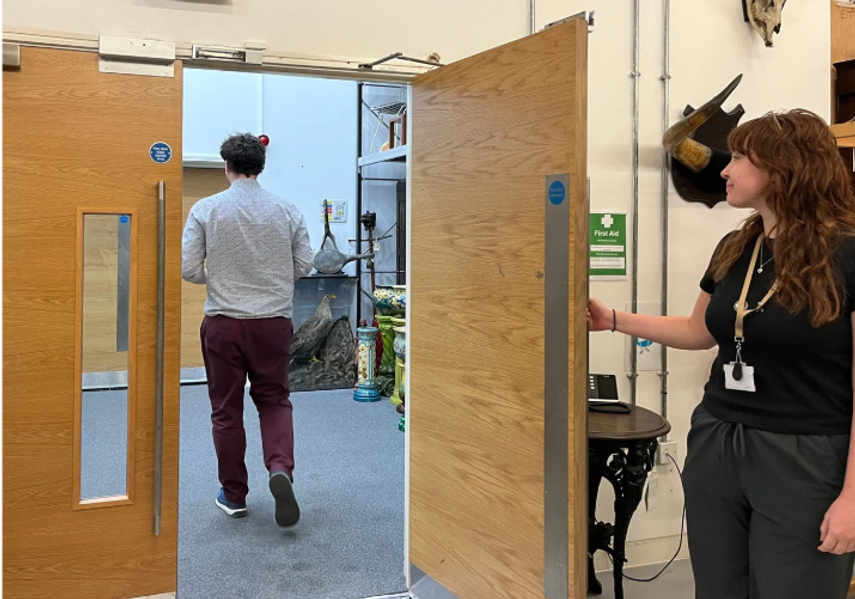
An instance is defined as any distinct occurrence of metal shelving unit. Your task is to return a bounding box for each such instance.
[355,82,408,325]
[357,144,408,167]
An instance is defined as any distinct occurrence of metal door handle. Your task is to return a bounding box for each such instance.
[154,181,166,535]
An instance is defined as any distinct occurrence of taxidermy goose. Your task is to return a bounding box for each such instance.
[313,200,374,274]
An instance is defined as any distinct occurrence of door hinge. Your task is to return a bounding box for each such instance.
[98,36,175,78]
[191,44,264,66]
[3,43,21,70]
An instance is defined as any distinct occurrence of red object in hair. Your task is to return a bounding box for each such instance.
[258,134,270,146]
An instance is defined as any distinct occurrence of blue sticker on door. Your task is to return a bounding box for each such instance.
[548,180,566,205]
[149,142,172,164]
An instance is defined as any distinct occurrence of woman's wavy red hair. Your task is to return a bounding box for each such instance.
[710,109,855,327]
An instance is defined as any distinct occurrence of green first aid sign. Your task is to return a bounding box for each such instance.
[590,212,627,278]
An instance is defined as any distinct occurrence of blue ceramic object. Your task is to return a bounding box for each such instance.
[373,285,406,317]
[354,325,381,402]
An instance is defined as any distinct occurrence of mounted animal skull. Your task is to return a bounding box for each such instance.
[744,0,786,47]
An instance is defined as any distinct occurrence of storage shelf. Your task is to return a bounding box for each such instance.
[373,100,407,116]
[358,145,408,167]
[831,121,855,148]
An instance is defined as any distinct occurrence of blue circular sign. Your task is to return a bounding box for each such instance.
[548,180,566,205]
[149,142,172,164]
[119,215,129,224]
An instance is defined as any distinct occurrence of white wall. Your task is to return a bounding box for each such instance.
[3,0,528,64]
[182,69,358,274]
[183,68,262,161]
[258,75,358,275]
[535,0,831,567]
[7,0,832,572]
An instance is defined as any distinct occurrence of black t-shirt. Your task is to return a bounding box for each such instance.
[700,233,855,435]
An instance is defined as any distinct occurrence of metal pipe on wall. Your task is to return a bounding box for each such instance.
[659,0,671,436]
[629,0,641,406]
[530,0,536,34]
[356,82,364,325]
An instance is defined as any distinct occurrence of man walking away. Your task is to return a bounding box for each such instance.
[182,133,314,527]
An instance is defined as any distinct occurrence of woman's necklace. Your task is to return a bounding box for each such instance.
[757,242,774,274]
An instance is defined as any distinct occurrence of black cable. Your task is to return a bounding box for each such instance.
[607,453,686,583]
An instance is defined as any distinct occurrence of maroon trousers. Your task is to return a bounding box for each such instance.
[200,315,294,504]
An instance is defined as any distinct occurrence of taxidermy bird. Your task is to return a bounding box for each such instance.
[313,200,374,274]
[290,295,336,365]
[744,0,786,47]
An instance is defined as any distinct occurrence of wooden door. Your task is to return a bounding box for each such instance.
[3,47,183,599]
[409,19,589,599]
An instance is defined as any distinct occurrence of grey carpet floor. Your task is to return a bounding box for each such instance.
[409,560,694,599]
[80,386,407,599]
[178,385,407,599]
[81,390,129,499]
[594,559,695,598]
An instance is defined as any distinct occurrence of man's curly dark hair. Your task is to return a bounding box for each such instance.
[220,133,266,177]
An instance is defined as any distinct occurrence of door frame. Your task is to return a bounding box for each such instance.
[4,22,594,597]
[3,27,429,83]
[2,33,422,598]
[174,59,420,596]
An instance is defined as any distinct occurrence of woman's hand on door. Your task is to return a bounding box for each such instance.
[587,297,613,332]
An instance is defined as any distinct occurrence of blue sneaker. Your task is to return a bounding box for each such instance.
[215,488,247,518]
[269,471,300,528]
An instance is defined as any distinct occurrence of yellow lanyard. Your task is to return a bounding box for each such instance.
[735,234,777,343]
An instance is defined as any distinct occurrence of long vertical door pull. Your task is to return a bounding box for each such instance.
[154,181,166,535]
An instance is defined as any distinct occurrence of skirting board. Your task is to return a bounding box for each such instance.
[125,594,175,599]
[593,534,690,573]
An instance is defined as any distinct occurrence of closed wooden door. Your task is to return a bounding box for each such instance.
[409,18,589,599]
[3,47,183,599]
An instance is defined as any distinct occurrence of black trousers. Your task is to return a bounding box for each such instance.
[683,403,854,599]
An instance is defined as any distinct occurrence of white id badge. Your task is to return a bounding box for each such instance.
[723,362,756,392]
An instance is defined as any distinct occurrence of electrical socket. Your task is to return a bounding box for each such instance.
[658,441,678,467]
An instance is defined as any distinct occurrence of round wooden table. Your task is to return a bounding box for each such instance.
[588,405,671,599]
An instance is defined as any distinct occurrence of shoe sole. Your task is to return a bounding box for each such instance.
[269,473,300,527]
[215,497,247,518]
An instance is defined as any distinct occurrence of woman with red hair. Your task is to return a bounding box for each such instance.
[590,109,855,598]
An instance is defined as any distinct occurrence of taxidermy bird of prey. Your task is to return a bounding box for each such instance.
[290,295,336,365]
[744,0,786,47]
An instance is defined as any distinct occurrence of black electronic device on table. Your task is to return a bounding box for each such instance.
[588,373,631,414]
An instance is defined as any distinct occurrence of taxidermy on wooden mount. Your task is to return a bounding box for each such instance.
[743,0,786,47]
[663,74,745,208]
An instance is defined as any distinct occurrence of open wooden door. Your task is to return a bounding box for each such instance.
[3,47,182,599]
[409,17,589,599]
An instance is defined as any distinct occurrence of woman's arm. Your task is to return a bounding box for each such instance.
[588,291,716,351]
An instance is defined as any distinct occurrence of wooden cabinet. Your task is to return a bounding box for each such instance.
[832,1,855,65]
